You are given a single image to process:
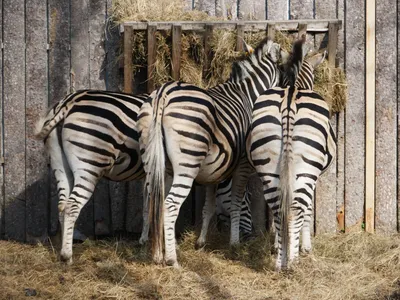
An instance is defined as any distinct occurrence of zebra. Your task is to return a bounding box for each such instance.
[34,89,254,263]
[246,38,336,270]
[215,179,253,236]
[35,90,148,263]
[137,38,283,267]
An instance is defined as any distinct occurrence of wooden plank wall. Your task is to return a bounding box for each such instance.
[0,0,399,241]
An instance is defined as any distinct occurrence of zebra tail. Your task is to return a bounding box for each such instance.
[278,145,294,268]
[34,94,75,140]
[146,91,166,259]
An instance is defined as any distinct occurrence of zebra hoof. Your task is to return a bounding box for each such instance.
[60,254,73,265]
[300,247,312,254]
[195,240,205,250]
[166,259,181,269]
[139,237,148,246]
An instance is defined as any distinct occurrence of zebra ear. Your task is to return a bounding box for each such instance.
[267,42,281,63]
[306,50,327,68]
[243,40,254,55]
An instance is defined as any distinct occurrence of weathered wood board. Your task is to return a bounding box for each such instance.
[70,0,94,239]
[239,0,265,20]
[375,0,397,234]
[344,0,365,232]
[89,0,112,237]
[3,0,26,241]
[48,0,71,236]
[0,0,4,238]
[26,0,49,242]
[314,0,338,234]
[267,0,288,20]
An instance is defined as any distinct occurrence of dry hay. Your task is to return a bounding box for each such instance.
[112,0,347,114]
[1,232,400,299]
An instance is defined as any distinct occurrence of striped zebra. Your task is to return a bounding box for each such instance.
[35,90,148,263]
[216,179,253,236]
[138,38,283,267]
[34,89,254,263]
[247,38,336,270]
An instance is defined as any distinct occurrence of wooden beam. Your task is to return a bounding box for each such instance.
[171,24,182,81]
[267,23,276,40]
[120,19,342,33]
[297,23,307,38]
[147,24,157,93]
[123,25,133,93]
[236,23,245,52]
[327,22,339,67]
[203,24,214,82]
[365,0,375,234]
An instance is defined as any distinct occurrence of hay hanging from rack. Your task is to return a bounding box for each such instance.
[112,0,347,114]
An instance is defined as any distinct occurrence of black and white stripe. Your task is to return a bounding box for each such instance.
[35,90,148,263]
[247,39,336,270]
[35,89,256,263]
[138,38,282,267]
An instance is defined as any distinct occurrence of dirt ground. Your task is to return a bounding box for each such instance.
[1,230,400,300]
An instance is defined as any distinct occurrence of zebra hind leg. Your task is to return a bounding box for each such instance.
[196,184,217,249]
[139,180,150,245]
[163,175,195,268]
[45,130,73,252]
[60,172,98,264]
[300,206,312,253]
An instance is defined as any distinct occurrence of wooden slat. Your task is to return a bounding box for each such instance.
[194,0,216,16]
[236,23,245,52]
[365,0,375,233]
[109,182,128,233]
[0,0,4,239]
[290,0,315,235]
[267,0,288,20]
[48,0,71,236]
[375,0,397,234]
[314,0,339,234]
[171,25,182,81]
[89,0,111,237]
[336,0,345,232]
[215,0,227,18]
[297,23,307,38]
[71,0,94,240]
[202,24,214,82]
[123,25,133,93]
[120,20,342,32]
[147,25,157,93]
[327,23,339,67]
[25,0,49,242]
[106,0,126,235]
[344,0,365,232]
[3,0,26,241]
[267,24,276,40]
[105,4,122,92]
[125,181,143,233]
[239,0,266,20]
[336,112,345,232]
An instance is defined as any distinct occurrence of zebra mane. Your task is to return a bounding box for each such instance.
[229,37,275,82]
[282,37,306,87]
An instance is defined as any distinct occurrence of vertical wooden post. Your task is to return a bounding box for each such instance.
[171,24,182,81]
[267,23,275,40]
[236,23,245,52]
[297,23,307,39]
[203,24,214,82]
[327,23,339,67]
[365,0,375,233]
[123,25,133,93]
[147,24,157,93]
